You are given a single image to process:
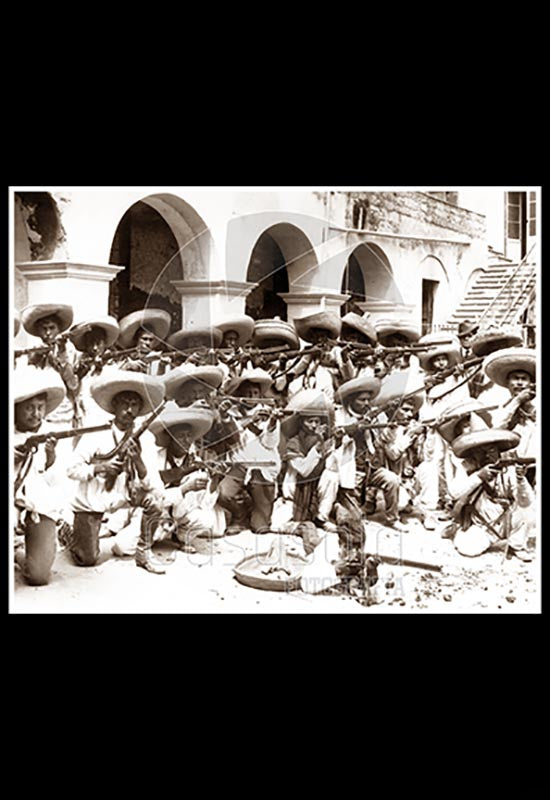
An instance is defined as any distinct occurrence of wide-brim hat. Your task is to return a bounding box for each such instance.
[162,364,224,401]
[341,312,378,345]
[375,318,420,343]
[418,342,462,371]
[167,326,223,351]
[294,311,342,343]
[373,370,426,415]
[14,367,66,416]
[149,401,215,447]
[282,388,334,438]
[90,369,165,415]
[471,326,523,357]
[117,309,171,349]
[224,368,273,397]
[451,428,521,459]
[215,315,255,347]
[437,399,494,443]
[483,347,536,388]
[14,310,20,338]
[252,317,300,349]
[457,320,479,339]
[21,303,74,337]
[335,375,381,405]
[70,315,120,351]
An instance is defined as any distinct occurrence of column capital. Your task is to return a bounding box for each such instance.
[357,300,416,316]
[170,279,258,298]
[16,261,125,282]
[278,291,351,306]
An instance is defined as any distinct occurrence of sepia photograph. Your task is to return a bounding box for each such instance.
[8,186,541,614]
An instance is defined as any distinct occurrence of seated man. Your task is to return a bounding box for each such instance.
[484,347,537,485]
[444,422,535,561]
[66,370,168,574]
[13,368,68,585]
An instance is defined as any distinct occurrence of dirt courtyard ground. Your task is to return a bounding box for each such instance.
[10,513,541,614]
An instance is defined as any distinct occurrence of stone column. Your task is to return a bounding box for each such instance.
[15,261,124,344]
[170,279,258,329]
[277,291,351,323]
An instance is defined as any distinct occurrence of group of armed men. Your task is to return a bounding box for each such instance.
[12,301,537,587]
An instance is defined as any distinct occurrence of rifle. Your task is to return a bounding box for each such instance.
[103,347,141,362]
[17,423,111,453]
[14,423,112,493]
[490,456,536,471]
[419,404,501,429]
[91,402,167,490]
[425,355,484,385]
[14,331,74,360]
[338,339,454,355]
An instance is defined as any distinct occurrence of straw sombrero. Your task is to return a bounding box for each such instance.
[417,336,462,371]
[471,326,523,357]
[117,309,171,349]
[483,347,536,388]
[375,318,420,343]
[224,368,273,397]
[451,428,521,460]
[281,388,333,439]
[21,303,74,337]
[162,364,224,402]
[335,375,381,406]
[294,311,341,343]
[70,316,120,351]
[373,370,426,415]
[215,315,255,347]
[90,369,165,416]
[14,367,66,416]
[149,401,215,447]
[167,326,223,351]
[436,399,494,444]
[341,312,377,346]
[252,317,299,349]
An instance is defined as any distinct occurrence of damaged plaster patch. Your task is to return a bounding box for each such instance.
[15,192,67,260]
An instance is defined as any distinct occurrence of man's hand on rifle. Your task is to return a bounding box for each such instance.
[94,456,124,479]
[125,439,147,479]
[44,436,57,469]
[515,464,528,479]
[478,464,500,483]
[516,387,536,404]
[180,472,209,494]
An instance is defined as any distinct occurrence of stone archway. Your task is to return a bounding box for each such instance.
[108,193,212,330]
[245,223,319,320]
[419,254,452,332]
[340,242,401,316]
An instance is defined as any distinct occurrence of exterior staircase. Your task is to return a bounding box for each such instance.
[443,256,537,332]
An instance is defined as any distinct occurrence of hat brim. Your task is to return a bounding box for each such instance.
[118,310,171,349]
[224,369,273,396]
[21,304,74,337]
[281,389,334,438]
[472,330,523,357]
[252,319,299,349]
[167,327,223,350]
[14,367,67,416]
[162,365,224,401]
[451,428,521,459]
[294,312,342,343]
[373,371,426,414]
[483,348,536,387]
[437,402,493,443]
[375,320,420,343]
[70,316,120,351]
[149,405,215,447]
[418,344,462,371]
[335,375,381,405]
[216,316,255,347]
[341,313,378,345]
[90,370,165,415]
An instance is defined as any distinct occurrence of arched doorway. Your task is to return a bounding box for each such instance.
[108,194,211,331]
[340,242,399,315]
[419,255,451,334]
[244,223,318,320]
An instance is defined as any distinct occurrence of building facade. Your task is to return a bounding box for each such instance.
[12,188,534,346]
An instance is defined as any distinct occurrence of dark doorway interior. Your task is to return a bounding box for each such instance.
[341,251,366,315]
[422,279,439,335]
[245,233,289,320]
